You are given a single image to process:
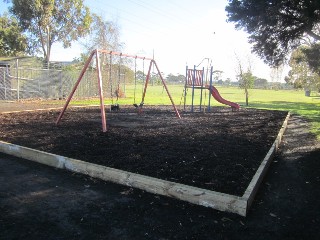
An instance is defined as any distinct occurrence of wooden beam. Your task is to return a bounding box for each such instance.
[243,112,290,214]
[0,140,247,216]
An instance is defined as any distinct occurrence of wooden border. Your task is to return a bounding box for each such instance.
[242,112,290,214]
[0,140,247,216]
[0,110,290,216]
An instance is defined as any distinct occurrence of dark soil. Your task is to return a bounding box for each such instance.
[0,106,287,196]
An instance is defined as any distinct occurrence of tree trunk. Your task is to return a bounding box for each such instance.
[245,88,249,106]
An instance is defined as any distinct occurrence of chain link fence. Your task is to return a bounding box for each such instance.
[0,55,140,101]
[0,58,101,101]
[0,54,166,103]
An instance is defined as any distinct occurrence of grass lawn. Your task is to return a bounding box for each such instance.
[47,84,320,138]
[213,86,320,138]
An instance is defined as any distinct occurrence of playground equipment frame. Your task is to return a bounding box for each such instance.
[55,49,181,132]
[184,65,240,112]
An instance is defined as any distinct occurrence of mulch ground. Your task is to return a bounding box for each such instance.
[0,106,287,196]
[1,102,319,239]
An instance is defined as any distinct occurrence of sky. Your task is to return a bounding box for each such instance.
[0,0,288,81]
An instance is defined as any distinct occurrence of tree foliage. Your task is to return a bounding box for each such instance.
[166,73,185,83]
[302,43,320,75]
[226,0,320,66]
[212,70,223,82]
[82,14,122,55]
[234,53,255,106]
[254,78,268,88]
[0,13,27,56]
[238,71,255,106]
[287,46,320,91]
[10,0,92,62]
[239,71,255,89]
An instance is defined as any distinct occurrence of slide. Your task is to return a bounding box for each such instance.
[207,86,240,110]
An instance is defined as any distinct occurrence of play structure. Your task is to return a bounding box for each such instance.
[55,49,181,132]
[183,65,240,112]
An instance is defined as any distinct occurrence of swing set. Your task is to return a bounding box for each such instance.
[55,49,181,132]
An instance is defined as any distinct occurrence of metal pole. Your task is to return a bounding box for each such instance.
[134,57,137,103]
[16,59,19,101]
[191,65,196,112]
[3,68,6,99]
[200,67,205,111]
[208,66,213,112]
[116,54,122,101]
[96,50,107,132]
[123,71,126,94]
[183,65,188,111]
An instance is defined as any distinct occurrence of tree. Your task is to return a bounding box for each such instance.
[238,71,255,105]
[0,13,27,56]
[254,78,268,88]
[235,54,255,106]
[166,73,185,83]
[302,43,320,75]
[10,0,92,63]
[136,70,146,83]
[212,70,223,82]
[82,14,122,55]
[287,46,320,92]
[225,78,232,85]
[226,0,320,66]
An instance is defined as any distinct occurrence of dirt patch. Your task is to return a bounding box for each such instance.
[0,106,287,196]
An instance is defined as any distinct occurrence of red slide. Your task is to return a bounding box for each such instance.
[207,86,240,110]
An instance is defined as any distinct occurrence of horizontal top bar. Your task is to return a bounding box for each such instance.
[96,49,153,61]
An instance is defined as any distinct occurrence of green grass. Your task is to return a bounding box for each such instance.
[221,87,320,138]
[214,86,320,138]
[245,88,320,138]
[47,84,320,139]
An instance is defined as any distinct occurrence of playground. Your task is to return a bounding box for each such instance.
[0,105,319,239]
[0,106,287,196]
[1,50,320,238]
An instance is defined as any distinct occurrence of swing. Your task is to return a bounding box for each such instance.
[133,56,137,104]
[56,49,180,133]
[133,57,144,110]
[109,53,120,111]
[115,53,122,102]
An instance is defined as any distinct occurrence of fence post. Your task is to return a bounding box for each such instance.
[16,59,20,101]
[3,69,6,99]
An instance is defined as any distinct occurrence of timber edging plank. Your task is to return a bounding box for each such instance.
[0,109,290,217]
[0,140,247,216]
[242,112,290,214]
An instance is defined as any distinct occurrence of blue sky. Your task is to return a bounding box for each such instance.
[0,0,287,81]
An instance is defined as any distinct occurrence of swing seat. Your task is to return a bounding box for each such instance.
[133,102,144,108]
[111,104,120,111]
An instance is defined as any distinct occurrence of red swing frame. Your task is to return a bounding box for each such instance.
[55,49,181,132]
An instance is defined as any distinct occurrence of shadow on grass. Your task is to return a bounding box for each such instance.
[243,101,320,137]
[246,101,319,115]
